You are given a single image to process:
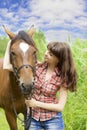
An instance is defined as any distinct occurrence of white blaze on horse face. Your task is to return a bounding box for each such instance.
[19,42,29,55]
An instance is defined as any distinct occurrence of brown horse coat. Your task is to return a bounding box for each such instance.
[0,67,25,129]
[0,26,37,130]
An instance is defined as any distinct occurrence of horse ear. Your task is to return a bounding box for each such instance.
[3,25,16,39]
[28,25,35,37]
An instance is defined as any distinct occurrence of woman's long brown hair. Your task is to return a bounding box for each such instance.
[47,41,77,92]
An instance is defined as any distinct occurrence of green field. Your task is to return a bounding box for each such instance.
[0,31,87,130]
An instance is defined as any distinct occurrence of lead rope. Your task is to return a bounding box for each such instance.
[10,64,32,129]
[10,92,32,129]
[24,107,32,130]
[24,65,36,130]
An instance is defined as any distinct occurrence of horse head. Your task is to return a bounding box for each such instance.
[3,25,37,98]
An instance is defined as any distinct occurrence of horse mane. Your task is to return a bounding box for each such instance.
[10,31,37,49]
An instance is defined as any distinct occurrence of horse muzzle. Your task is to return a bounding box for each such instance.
[20,82,34,97]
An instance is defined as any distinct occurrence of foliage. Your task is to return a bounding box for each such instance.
[0,31,87,130]
[64,38,87,130]
[33,30,47,61]
[0,37,9,57]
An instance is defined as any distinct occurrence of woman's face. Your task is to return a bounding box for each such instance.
[44,49,59,65]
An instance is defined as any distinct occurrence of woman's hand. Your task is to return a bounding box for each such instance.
[25,98,38,108]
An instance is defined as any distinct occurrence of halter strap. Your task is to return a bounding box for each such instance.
[13,64,35,83]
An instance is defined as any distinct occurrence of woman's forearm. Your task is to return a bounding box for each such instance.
[25,87,68,112]
[25,98,66,112]
[36,101,64,112]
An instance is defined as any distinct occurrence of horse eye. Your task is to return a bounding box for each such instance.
[34,51,37,56]
[33,51,36,54]
[11,51,16,57]
[33,51,36,56]
[33,51,37,63]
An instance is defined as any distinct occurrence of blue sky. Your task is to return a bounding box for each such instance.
[0,0,87,42]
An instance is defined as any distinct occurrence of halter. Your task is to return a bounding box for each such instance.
[10,52,36,130]
[13,64,35,83]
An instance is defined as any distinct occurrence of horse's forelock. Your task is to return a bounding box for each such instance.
[10,31,36,49]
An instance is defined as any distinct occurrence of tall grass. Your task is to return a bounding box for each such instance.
[33,30,47,61]
[0,32,87,130]
[0,37,9,57]
[64,39,87,130]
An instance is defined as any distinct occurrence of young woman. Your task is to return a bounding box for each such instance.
[3,41,77,130]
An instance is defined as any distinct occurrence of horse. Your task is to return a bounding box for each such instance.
[0,26,37,130]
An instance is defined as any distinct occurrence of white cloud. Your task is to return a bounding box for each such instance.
[0,0,87,41]
[30,0,85,21]
[45,29,72,42]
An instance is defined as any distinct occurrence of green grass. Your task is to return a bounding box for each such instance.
[0,37,9,57]
[63,39,87,130]
[0,108,24,130]
[0,109,9,130]
[0,33,87,130]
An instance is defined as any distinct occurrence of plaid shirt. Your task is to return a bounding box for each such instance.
[32,62,66,121]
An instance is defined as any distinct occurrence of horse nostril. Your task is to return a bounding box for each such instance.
[31,86,34,90]
[29,82,34,90]
[21,83,26,91]
[32,81,34,86]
